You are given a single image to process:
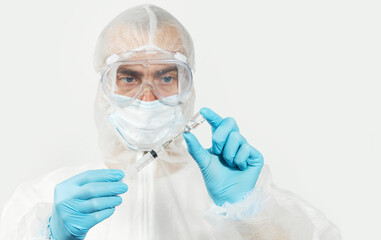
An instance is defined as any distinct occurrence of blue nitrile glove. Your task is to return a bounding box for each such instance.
[183,107,264,206]
[49,169,128,240]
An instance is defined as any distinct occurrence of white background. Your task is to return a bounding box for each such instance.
[0,0,380,239]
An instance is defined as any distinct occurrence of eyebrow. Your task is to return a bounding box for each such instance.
[154,66,178,78]
[117,68,144,78]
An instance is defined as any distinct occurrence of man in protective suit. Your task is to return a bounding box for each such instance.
[0,4,341,240]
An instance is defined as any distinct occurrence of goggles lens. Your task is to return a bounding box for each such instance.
[102,60,192,106]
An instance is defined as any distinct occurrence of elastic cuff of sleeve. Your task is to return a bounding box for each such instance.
[205,188,263,221]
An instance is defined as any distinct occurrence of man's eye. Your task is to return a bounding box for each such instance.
[161,76,174,83]
[120,77,135,83]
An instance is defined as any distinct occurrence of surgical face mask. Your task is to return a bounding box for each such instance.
[108,94,184,151]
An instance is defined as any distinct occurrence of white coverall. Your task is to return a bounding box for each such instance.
[0,4,342,240]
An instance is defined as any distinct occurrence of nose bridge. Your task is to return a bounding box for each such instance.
[136,82,158,102]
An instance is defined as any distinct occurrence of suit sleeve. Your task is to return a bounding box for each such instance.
[204,165,342,240]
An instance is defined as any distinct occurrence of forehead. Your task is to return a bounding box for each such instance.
[117,63,178,73]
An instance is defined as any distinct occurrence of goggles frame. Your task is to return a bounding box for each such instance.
[101,58,193,108]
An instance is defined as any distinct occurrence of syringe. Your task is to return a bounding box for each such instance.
[124,111,205,179]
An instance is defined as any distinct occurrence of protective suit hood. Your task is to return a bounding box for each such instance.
[93,4,196,170]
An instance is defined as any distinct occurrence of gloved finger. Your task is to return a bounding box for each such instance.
[222,132,247,168]
[77,196,123,214]
[211,117,240,155]
[234,143,252,171]
[247,146,265,168]
[200,107,224,132]
[71,169,125,186]
[76,182,128,200]
[183,132,210,171]
[86,207,116,229]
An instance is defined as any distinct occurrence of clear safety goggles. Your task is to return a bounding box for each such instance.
[101,50,193,107]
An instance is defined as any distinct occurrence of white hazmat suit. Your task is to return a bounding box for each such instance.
[0,4,342,240]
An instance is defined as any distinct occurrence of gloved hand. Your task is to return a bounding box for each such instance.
[49,169,128,240]
[184,107,264,206]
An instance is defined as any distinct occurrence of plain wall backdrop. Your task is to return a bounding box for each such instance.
[0,0,380,239]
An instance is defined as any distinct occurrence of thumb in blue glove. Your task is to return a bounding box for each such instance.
[183,107,264,206]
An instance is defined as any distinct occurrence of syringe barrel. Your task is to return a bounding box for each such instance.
[124,166,138,178]
[134,146,164,171]
[134,153,153,171]
[124,148,162,179]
